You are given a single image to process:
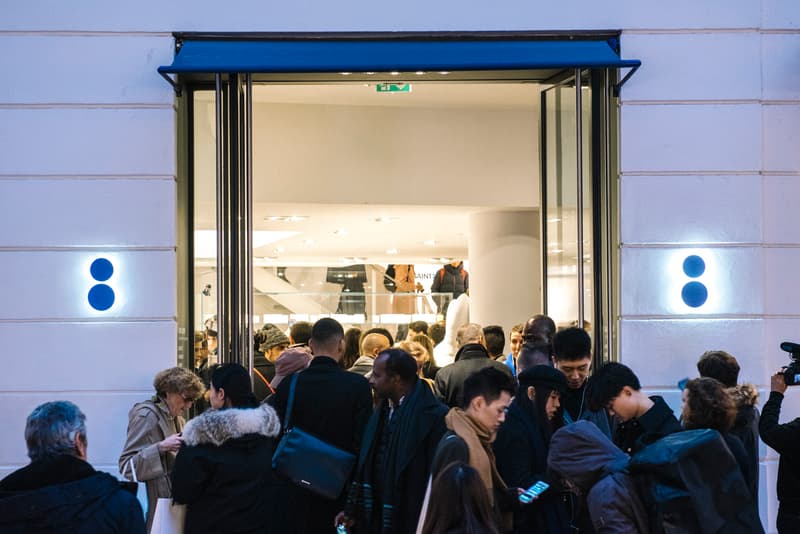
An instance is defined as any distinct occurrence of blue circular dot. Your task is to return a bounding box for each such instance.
[682,255,706,278]
[681,281,708,308]
[88,284,115,311]
[90,258,114,282]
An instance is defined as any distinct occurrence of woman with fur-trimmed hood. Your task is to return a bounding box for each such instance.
[172,363,286,533]
[697,350,760,499]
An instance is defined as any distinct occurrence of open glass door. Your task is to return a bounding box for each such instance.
[541,69,614,362]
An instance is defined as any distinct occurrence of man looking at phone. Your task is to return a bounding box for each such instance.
[759,369,800,533]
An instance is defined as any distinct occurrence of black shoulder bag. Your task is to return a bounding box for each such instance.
[272,373,357,500]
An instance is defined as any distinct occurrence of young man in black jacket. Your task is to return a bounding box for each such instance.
[588,361,682,454]
[759,369,800,533]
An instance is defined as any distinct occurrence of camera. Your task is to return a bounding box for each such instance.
[781,342,800,386]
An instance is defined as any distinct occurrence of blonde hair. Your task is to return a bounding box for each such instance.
[396,340,430,365]
[153,367,205,400]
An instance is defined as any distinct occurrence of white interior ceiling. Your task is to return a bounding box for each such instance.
[194,81,542,266]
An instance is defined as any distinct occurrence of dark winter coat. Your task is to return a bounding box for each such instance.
[629,428,763,534]
[0,454,145,534]
[435,343,514,407]
[728,383,760,500]
[561,379,615,440]
[548,421,650,534]
[346,379,448,534]
[253,352,277,402]
[171,403,285,533]
[615,396,682,454]
[269,355,373,534]
[760,391,800,511]
[721,433,757,501]
[430,262,468,299]
[493,401,570,533]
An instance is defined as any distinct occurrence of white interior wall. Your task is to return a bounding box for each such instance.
[1,3,798,532]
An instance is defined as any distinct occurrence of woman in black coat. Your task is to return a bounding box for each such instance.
[172,364,286,533]
[493,365,571,534]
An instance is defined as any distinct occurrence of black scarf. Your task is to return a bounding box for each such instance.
[346,379,432,533]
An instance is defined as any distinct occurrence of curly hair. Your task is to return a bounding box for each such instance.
[682,377,736,433]
[153,367,205,400]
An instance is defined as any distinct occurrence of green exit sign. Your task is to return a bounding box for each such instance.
[376,83,412,93]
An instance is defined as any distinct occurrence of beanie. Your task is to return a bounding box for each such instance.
[259,324,290,352]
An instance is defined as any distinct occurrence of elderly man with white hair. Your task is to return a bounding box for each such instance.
[0,401,145,533]
[434,322,515,407]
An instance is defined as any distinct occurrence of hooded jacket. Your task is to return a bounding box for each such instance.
[171,403,285,534]
[727,383,759,499]
[0,454,145,533]
[549,421,650,534]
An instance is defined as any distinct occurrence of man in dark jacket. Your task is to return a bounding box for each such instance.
[587,362,682,454]
[430,260,468,314]
[759,368,800,533]
[0,401,145,533]
[337,349,448,534]
[270,318,374,534]
[435,323,514,407]
[697,349,760,500]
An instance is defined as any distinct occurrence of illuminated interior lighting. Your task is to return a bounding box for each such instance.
[386,248,398,255]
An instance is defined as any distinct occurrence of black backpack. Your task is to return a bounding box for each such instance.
[629,429,763,534]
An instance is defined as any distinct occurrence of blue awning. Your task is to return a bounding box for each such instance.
[158,38,640,74]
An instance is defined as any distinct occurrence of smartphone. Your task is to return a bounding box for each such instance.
[336,524,348,534]
[519,480,550,504]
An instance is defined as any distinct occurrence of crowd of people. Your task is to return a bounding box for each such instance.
[1,313,796,533]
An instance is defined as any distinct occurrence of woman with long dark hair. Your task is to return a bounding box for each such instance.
[493,365,570,533]
[171,363,286,533]
[422,462,499,534]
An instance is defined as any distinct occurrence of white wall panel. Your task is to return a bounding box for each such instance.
[0,392,155,467]
[764,248,800,315]
[764,176,800,244]
[0,179,175,247]
[0,36,174,105]
[620,175,762,244]
[762,0,800,29]
[619,318,765,387]
[0,109,174,175]
[0,251,175,319]
[0,322,175,390]
[764,318,800,372]
[620,246,763,316]
[763,105,800,172]
[0,0,760,33]
[620,104,761,173]
[622,33,760,102]
[762,34,800,101]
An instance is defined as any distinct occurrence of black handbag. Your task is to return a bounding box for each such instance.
[272,373,356,500]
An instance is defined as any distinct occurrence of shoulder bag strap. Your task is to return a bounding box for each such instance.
[284,372,299,431]
[253,367,276,395]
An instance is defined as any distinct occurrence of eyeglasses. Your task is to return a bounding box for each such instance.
[182,395,196,403]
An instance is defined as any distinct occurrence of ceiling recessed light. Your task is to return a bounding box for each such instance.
[415,71,426,75]
[265,215,307,222]
[439,257,452,263]
[423,239,437,246]
[551,249,563,254]
[438,71,450,75]
[390,71,400,76]
[365,71,375,75]
[386,248,398,255]
[547,218,562,223]
[340,72,352,75]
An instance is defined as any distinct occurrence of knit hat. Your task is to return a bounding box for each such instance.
[258,324,290,352]
[518,364,568,393]
[272,347,312,389]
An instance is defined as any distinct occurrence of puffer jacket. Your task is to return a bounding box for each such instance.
[549,421,650,534]
[727,383,759,499]
[171,403,286,534]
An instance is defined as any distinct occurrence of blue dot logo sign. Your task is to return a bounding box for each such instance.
[680,255,708,308]
[88,258,115,311]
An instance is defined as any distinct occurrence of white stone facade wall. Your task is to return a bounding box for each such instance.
[1,1,798,530]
